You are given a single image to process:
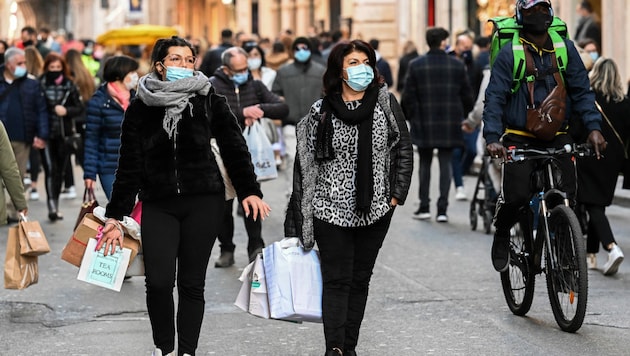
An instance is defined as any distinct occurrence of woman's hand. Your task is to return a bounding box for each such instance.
[391,197,399,207]
[54,105,67,117]
[241,195,271,221]
[84,179,95,190]
[95,218,125,256]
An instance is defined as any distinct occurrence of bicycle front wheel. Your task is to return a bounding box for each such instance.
[500,217,535,316]
[545,205,588,333]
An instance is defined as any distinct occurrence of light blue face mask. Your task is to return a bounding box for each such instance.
[294,49,311,63]
[163,64,194,81]
[344,64,374,92]
[589,52,599,62]
[13,66,27,78]
[231,72,249,86]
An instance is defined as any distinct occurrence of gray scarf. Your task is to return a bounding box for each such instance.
[136,71,212,138]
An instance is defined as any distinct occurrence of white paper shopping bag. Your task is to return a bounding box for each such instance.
[77,238,131,292]
[234,260,254,312]
[249,253,270,318]
[263,238,322,323]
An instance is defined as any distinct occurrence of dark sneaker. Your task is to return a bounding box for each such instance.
[413,207,431,220]
[491,232,510,272]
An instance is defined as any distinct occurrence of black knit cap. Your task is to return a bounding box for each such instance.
[292,37,312,51]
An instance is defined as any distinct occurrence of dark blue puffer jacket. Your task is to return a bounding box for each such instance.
[0,67,49,142]
[83,84,134,180]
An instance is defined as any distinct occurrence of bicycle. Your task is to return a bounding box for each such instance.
[499,143,593,333]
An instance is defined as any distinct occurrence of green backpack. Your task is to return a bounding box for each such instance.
[488,16,569,93]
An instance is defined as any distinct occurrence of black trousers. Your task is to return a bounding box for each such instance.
[141,193,224,356]
[495,134,576,232]
[584,204,616,253]
[314,208,394,352]
[216,198,264,257]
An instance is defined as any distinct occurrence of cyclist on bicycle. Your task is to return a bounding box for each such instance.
[482,0,607,272]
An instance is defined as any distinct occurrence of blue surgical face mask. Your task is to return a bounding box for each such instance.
[294,49,311,63]
[231,72,249,86]
[344,64,374,92]
[589,52,599,62]
[163,64,194,81]
[13,65,27,78]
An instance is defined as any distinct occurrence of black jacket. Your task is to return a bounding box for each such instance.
[209,69,289,129]
[105,89,261,220]
[284,88,413,248]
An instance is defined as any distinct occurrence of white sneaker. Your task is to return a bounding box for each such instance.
[152,348,175,356]
[586,253,597,270]
[29,189,39,201]
[436,214,449,223]
[23,177,32,186]
[602,244,624,276]
[62,185,77,199]
[455,186,467,201]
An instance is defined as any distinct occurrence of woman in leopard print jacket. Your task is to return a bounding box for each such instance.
[284,40,413,356]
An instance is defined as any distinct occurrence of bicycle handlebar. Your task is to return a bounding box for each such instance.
[506,143,597,162]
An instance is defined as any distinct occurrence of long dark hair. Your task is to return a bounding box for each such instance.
[150,36,195,75]
[322,40,381,95]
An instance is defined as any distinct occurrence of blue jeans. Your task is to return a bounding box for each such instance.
[452,128,479,187]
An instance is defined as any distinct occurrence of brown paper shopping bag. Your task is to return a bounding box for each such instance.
[61,213,140,268]
[18,217,50,257]
[4,226,39,289]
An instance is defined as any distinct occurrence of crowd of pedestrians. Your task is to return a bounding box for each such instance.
[1,0,628,353]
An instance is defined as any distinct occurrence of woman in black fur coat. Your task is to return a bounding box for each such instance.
[96,37,270,356]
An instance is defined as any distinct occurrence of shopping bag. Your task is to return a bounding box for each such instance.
[211,138,237,200]
[234,253,270,318]
[263,238,322,323]
[74,187,99,230]
[243,120,278,181]
[61,213,140,268]
[18,216,50,257]
[234,258,255,312]
[4,226,38,289]
[77,238,131,292]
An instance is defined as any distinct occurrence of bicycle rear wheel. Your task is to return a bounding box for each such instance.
[500,217,535,316]
[545,205,588,333]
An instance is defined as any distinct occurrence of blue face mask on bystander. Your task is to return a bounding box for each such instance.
[231,72,249,86]
[13,66,27,78]
[294,49,311,63]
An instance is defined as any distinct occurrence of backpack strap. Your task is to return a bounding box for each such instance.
[548,30,567,86]
[511,32,526,94]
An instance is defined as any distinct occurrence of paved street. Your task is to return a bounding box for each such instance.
[1,155,629,355]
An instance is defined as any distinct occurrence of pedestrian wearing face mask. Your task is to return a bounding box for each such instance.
[285,39,413,356]
[272,37,326,193]
[0,47,49,184]
[402,27,474,223]
[209,46,288,267]
[243,43,276,90]
[97,37,270,356]
[83,55,139,200]
[38,52,85,221]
